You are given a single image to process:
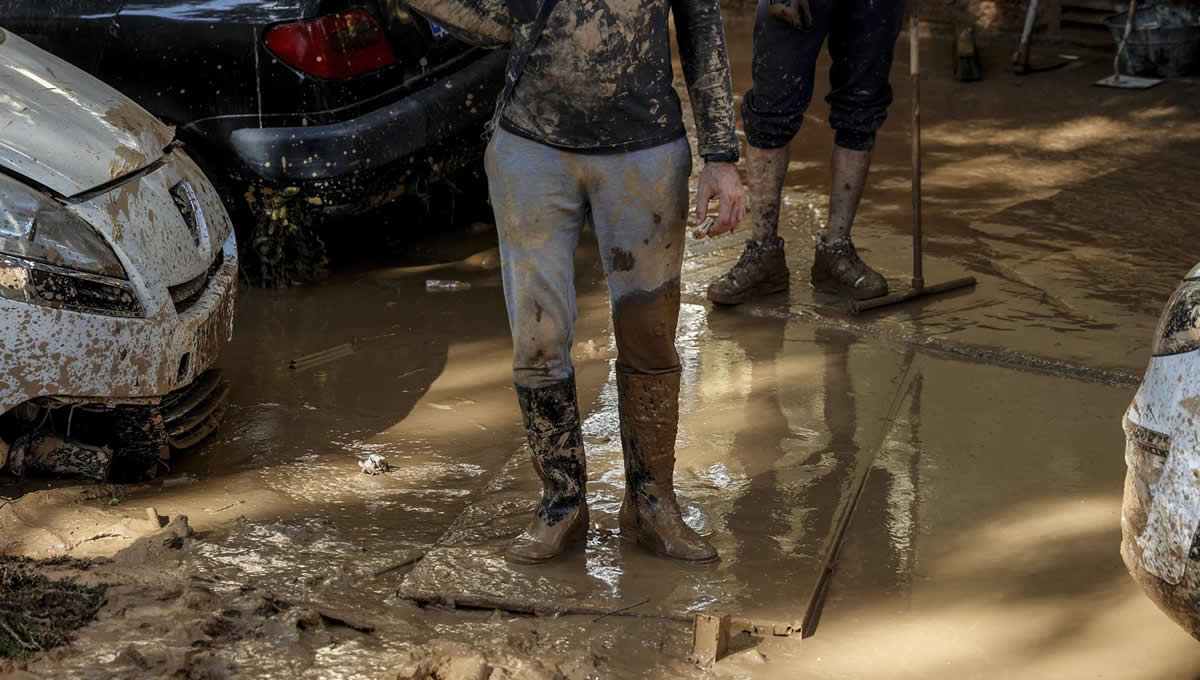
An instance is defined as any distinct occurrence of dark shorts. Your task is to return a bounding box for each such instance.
[741,0,906,151]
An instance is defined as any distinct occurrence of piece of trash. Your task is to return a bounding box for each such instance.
[425,279,471,292]
[162,475,198,488]
[584,435,611,445]
[10,433,113,481]
[359,454,389,475]
[109,496,121,506]
[692,216,716,239]
[429,402,454,411]
[575,339,614,360]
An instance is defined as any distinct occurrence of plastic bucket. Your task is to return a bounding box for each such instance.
[1106,6,1200,78]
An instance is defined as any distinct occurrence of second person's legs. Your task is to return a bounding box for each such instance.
[810,0,907,300]
[708,0,829,305]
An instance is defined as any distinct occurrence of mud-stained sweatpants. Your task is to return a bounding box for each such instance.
[485,128,692,388]
[741,0,906,151]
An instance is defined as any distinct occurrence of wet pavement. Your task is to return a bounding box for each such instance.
[6,20,1200,680]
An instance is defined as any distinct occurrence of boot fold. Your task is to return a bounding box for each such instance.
[509,378,589,563]
[616,369,718,563]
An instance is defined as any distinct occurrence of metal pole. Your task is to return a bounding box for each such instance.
[910,0,924,291]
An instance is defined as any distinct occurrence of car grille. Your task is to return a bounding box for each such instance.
[169,251,224,314]
[160,369,230,449]
[170,180,205,248]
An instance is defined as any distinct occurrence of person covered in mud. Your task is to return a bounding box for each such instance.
[405,0,744,563]
[705,0,906,304]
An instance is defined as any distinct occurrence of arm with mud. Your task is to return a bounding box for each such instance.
[406,0,513,48]
[672,0,738,161]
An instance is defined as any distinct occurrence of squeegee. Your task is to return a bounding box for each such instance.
[850,0,976,314]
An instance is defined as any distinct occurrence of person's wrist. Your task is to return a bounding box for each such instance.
[702,151,739,164]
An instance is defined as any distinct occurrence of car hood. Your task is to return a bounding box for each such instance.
[0,28,174,197]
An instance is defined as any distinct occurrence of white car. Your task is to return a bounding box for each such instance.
[0,28,236,480]
[1122,263,1200,640]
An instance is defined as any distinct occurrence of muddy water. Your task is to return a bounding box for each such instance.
[690,19,1200,378]
[7,20,1200,680]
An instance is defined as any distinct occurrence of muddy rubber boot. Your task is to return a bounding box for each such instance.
[616,369,718,563]
[810,235,888,301]
[508,378,589,564]
[706,236,790,306]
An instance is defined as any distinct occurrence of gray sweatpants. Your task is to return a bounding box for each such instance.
[485,129,693,388]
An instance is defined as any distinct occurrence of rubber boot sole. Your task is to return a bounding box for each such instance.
[506,506,589,565]
[810,275,888,301]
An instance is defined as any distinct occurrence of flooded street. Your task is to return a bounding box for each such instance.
[6,20,1200,680]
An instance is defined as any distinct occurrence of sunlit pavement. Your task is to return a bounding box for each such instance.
[672,21,1200,678]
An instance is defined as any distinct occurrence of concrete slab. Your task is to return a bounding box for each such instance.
[400,309,913,629]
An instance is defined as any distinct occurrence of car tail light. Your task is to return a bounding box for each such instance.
[265,8,396,79]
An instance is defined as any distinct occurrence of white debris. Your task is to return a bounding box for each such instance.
[359,454,389,476]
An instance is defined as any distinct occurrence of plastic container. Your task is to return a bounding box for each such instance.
[425,279,472,292]
[1107,3,1200,78]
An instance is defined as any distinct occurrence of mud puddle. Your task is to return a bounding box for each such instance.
[7,19,1200,679]
[0,223,711,679]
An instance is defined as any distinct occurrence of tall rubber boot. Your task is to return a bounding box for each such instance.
[508,377,589,564]
[616,369,718,563]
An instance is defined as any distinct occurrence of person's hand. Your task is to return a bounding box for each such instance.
[694,161,745,239]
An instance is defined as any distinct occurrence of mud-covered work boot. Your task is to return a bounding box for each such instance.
[705,236,790,306]
[616,369,718,563]
[810,235,888,300]
[508,378,589,564]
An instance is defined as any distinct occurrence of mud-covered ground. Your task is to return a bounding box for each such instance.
[5,22,1200,680]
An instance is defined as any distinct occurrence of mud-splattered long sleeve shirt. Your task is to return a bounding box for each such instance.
[407,0,739,161]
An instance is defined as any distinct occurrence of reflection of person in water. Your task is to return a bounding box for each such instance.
[716,319,920,623]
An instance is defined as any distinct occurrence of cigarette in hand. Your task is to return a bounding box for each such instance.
[692,216,716,240]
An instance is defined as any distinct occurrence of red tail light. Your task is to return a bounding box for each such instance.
[265,8,396,79]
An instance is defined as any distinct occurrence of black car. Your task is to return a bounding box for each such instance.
[2,1,505,278]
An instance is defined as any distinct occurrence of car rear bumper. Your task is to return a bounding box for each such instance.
[228,50,506,213]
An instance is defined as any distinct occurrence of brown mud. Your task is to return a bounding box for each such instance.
[4,23,1200,680]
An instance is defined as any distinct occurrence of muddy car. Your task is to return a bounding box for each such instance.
[0,29,237,481]
[0,0,506,281]
[1121,262,1200,640]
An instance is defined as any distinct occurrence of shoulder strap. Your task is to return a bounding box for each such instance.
[487,0,561,135]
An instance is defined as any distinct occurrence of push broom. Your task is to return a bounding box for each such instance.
[850,0,976,314]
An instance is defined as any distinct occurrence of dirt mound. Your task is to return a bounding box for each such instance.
[0,555,105,660]
[394,638,599,680]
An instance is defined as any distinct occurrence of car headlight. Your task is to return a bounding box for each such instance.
[0,175,141,317]
[1152,279,1200,356]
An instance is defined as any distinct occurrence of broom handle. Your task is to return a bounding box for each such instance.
[1116,0,1137,77]
[910,0,924,290]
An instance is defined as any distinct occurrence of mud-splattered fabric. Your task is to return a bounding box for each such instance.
[515,378,587,524]
[485,128,690,388]
[407,0,738,160]
[742,0,906,151]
